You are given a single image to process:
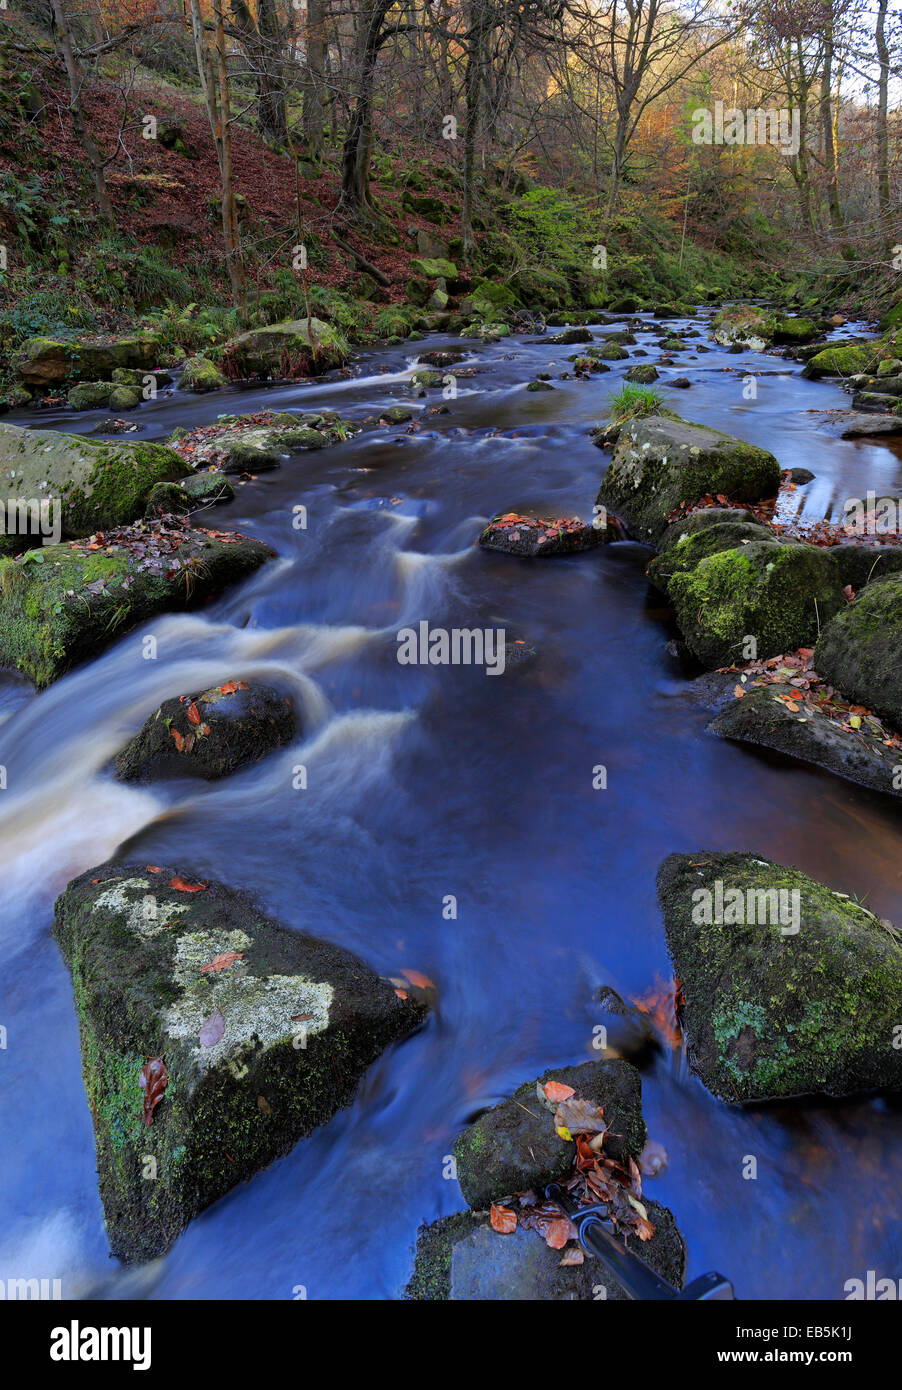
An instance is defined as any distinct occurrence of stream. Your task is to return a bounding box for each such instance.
[1,307,901,1300]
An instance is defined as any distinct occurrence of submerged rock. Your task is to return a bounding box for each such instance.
[53,864,426,1262]
[657,851,902,1102]
[452,1060,646,1210]
[405,1202,685,1300]
[0,422,188,541]
[114,679,297,782]
[709,682,902,801]
[815,574,902,728]
[595,414,780,545]
[0,521,272,688]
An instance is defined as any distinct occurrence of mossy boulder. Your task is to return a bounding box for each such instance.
[12,332,163,388]
[0,422,189,541]
[53,863,426,1262]
[411,257,458,282]
[647,520,778,588]
[405,1202,685,1300]
[709,682,902,801]
[453,1060,646,1210]
[656,507,762,553]
[179,356,226,393]
[711,306,775,349]
[114,679,297,782]
[658,851,902,1102]
[665,539,844,668]
[222,318,348,379]
[0,522,272,688]
[595,415,781,545]
[182,471,234,506]
[108,387,142,412]
[625,364,659,383]
[144,482,191,518]
[68,382,115,411]
[548,327,592,346]
[814,574,902,727]
[801,343,875,378]
[772,316,821,344]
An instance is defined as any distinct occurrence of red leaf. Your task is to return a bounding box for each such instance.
[169,876,208,893]
[139,1056,168,1127]
[186,701,201,725]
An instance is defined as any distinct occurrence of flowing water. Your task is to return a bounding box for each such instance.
[2,310,901,1301]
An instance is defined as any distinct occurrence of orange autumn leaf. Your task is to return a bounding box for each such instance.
[490,1204,517,1234]
[733,684,745,699]
[394,988,408,1000]
[543,1080,576,1103]
[171,728,185,752]
[186,702,201,725]
[199,951,244,974]
[544,1217,576,1250]
[220,680,248,695]
[401,968,436,990]
[169,876,208,893]
[146,865,162,874]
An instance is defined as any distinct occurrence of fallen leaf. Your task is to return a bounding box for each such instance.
[186,701,201,725]
[139,1056,168,1126]
[554,1096,607,1134]
[169,876,208,893]
[558,1246,584,1266]
[199,1010,225,1047]
[543,1080,576,1103]
[199,951,244,974]
[544,1217,577,1249]
[401,968,436,990]
[490,1203,517,1234]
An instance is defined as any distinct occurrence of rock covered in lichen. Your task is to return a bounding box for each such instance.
[595,415,780,545]
[53,864,427,1263]
[114,679,297,782]
[0,520,272,688]
[658,851,902,1102]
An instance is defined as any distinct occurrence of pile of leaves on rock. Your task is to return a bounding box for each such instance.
[724,647,902,751]
[487,1078,657,1267]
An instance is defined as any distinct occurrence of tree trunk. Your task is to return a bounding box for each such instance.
[301,0,327,160]
[876,0,891,246]
[189,0,247,322]
[229,0,287,146]
[820,14,842,232]
[50,0,115,226]
[338,0,392,218]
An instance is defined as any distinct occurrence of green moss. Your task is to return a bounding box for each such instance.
[658,852,902,1101]
[666,539,844,668]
